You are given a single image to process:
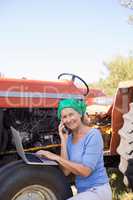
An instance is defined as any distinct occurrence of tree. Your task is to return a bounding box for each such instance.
[119,0,133,24]
[120,0,133,9]
[89,55,133,96]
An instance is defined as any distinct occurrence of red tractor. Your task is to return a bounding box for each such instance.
[0,73,89,200]
[0,73,132,199]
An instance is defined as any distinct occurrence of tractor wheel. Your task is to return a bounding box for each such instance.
[0,160,72,200]
[117,102,133,190]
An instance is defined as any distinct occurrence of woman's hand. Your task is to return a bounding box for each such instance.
[36,150,60,162]
[58,122,68,142]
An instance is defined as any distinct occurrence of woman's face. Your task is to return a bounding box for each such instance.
[61,108,82,131]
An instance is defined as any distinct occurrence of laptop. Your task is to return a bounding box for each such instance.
[10,126,58,166]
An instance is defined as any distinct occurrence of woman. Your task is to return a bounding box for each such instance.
[36,99,112,200]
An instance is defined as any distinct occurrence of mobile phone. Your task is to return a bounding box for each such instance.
[62,124,70,134]
[62,126,69,134]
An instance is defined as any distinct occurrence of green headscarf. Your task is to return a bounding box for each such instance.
[57,98,86,120]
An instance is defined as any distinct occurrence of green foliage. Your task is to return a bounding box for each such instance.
[89,55,133,96]
[107,168,130,200]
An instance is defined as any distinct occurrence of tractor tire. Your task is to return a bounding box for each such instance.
[0,160,72,200]
[117,102,133,190]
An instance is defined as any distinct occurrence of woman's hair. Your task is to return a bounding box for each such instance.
[81,113,91,126]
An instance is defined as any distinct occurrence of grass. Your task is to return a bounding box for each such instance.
[107,168,133,200]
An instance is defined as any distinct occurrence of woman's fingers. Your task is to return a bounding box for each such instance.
[58,122,65,132]
[36,150,46,157]
[36,150,59,161]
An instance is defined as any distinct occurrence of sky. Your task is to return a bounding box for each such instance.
[0,0,133,84]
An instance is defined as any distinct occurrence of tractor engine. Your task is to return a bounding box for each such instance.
[2,108,60,151]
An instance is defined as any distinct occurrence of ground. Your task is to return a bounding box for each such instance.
[107,168,132,200]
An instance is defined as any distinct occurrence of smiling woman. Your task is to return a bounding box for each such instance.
[36,98,112,200]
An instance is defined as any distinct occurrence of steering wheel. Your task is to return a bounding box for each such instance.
[58,73,89,96]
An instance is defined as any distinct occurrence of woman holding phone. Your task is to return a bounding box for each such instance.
[36,98,112,200]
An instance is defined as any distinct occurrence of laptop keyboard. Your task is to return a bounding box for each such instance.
[25,153,43,163]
